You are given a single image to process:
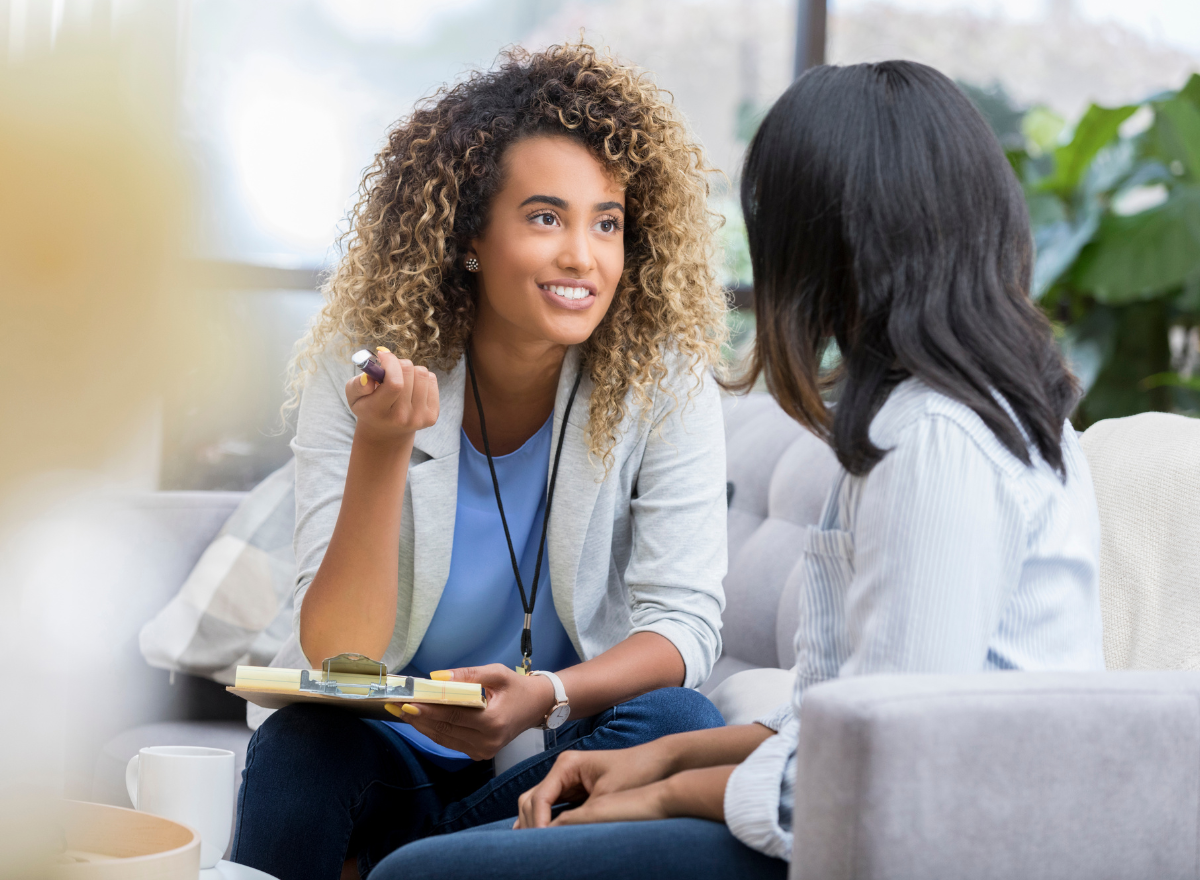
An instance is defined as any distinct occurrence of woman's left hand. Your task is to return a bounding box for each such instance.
[533,765,737,828]
[545,781,672,827]
[386,664,555,760]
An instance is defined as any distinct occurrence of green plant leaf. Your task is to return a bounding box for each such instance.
[1153,92,1200,180]
[1032,201,1100,299]
[1071,185,1200,303]
[1083,139,1137,197]
[1022,105,1065,156]
[1061,329,1106,393]
[1039,103,1137,195]
[1142,371,1200,392]
[1180,73,1200,109]
[1027,191,1067,227]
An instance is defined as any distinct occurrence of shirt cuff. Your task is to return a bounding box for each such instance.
[723,715,800,862]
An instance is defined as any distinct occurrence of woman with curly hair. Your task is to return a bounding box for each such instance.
[231,43,730,879]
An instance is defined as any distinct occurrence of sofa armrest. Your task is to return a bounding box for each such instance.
[791,671,1200,880]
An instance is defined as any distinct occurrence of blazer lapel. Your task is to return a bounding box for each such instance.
[547,346,605,655]
[402,358,466,663]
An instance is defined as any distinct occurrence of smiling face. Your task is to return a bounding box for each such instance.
[467,135,626,349]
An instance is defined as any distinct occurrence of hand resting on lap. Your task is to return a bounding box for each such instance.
[515,724,775,829]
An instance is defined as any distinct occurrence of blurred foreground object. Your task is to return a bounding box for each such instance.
[0,13,192,493]
[0,2,209,875]
[47,800,200,878]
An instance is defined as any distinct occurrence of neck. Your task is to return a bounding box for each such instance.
[463,307,568,455]
[469,316,566,404]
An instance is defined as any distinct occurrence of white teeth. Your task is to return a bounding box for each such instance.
[543,284,590,300]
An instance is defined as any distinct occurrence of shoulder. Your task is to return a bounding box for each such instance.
[309,337,358,385]
[650,347,720,413]
[641,350,724,450]
[599,345,721,441]
[868,378,1031,482]
[296,338,359,426]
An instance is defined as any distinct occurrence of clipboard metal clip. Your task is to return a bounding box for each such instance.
[297,652,416,700]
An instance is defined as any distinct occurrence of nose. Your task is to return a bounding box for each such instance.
[556,223,595,275]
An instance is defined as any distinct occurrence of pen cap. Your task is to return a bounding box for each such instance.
[351,349,386,383]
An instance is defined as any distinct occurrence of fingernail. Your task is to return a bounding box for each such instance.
[430,670,453,681]
[359,374,368,386]
[384,703,403,718]
[400,703,420,716]
[376,346,391,354]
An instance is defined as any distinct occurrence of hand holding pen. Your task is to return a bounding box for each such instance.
[345,346,440,443]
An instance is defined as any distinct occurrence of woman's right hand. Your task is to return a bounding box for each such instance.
[344,348,440,444]
[514,742,675,829]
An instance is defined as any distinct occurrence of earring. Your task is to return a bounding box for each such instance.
[465,257,480,272]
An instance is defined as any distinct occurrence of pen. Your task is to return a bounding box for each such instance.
[351,349,386,383]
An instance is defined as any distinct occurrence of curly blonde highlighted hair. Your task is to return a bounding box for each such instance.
[290,42,727,465]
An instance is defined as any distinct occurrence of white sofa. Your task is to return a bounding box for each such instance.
[87,394,840,811]
[84,395,1200,878]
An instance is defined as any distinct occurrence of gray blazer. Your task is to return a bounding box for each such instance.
[289,344,728,688]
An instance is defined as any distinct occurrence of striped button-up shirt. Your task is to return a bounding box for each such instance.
[723,379,1106,860]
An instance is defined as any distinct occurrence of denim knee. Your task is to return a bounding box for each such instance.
[244,703,375,795]
[252,704,358,757]
[619,687,725,739]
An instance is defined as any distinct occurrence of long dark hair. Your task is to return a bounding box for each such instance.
[734,60,1078,477]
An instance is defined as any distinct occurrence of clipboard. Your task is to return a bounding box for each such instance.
[227,653,487,721]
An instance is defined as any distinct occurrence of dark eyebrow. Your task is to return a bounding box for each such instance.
[517,195,626,214]
[519,195,567,209]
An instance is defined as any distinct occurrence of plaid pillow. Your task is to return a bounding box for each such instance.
[139,459,296,685]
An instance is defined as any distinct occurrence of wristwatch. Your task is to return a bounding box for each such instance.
[530,670,570,730]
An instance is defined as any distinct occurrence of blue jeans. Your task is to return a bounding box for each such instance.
[372,817,788,880]
[231,687,723,879]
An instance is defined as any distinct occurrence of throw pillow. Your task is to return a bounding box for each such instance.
[139,459,296,685]
[707,666,797,726]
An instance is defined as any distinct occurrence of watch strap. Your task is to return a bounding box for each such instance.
[530,669,567,704]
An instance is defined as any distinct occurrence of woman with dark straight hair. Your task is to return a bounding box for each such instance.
[736,59,1080,478]
[370,60,1105,880]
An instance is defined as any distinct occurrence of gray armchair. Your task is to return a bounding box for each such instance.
[792,671,1200,880]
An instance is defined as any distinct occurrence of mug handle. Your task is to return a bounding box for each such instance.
[125,754,140,809]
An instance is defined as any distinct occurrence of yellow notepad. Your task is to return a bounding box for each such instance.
[227,654,486,719]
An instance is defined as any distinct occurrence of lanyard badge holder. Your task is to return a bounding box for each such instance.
[465,349,583,678]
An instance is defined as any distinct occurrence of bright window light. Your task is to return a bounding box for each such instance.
[229,55,349,250]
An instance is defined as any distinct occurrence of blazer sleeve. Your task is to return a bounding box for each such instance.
[289,348,357,656]
[623,361,728,688]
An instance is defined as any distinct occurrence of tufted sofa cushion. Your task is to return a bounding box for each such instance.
[710,394,841,689]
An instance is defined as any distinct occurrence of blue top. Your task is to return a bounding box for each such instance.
[378,415,582,769]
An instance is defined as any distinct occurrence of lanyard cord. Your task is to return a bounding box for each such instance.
[465,348,584,673]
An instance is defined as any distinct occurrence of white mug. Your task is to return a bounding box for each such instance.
[126,745,235,869]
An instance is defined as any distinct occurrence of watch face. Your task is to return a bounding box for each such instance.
[547,703,570,730]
